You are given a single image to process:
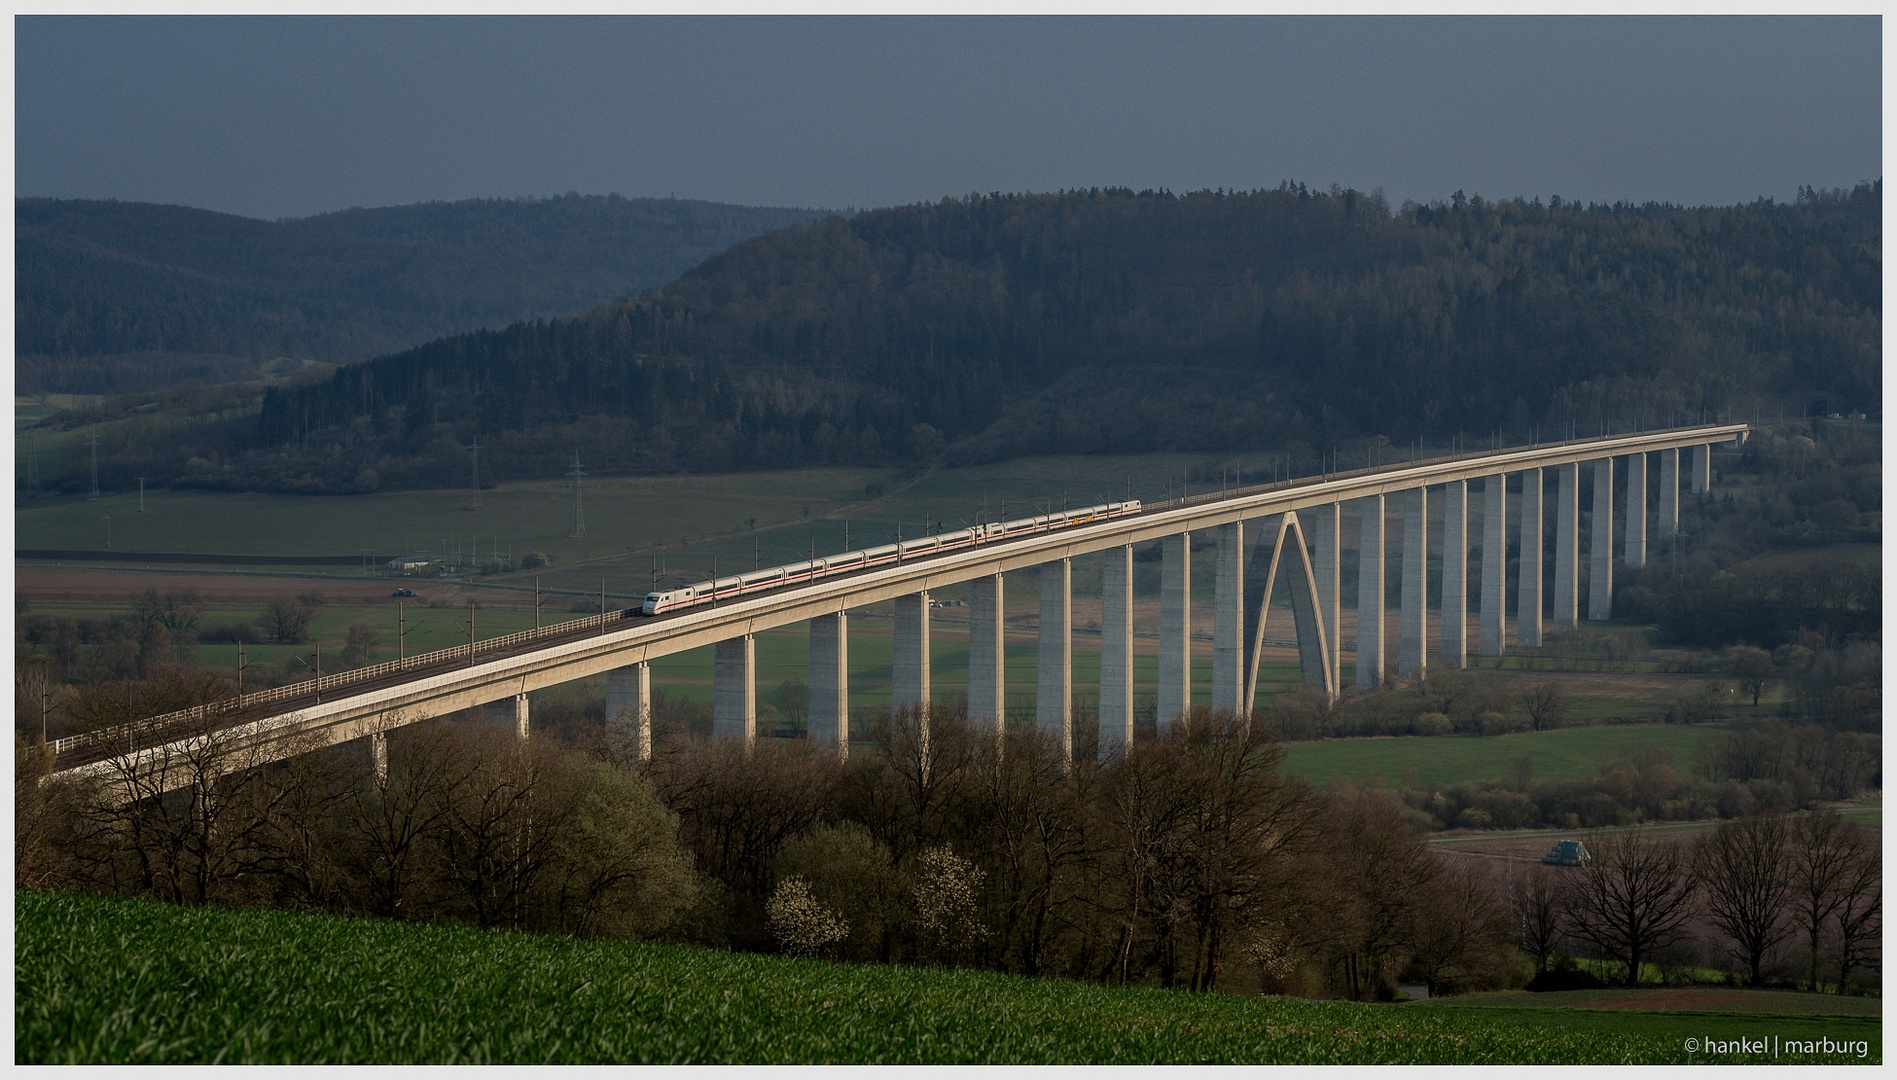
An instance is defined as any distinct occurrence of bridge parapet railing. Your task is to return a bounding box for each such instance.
[1170,420,1744,510]
[49,608,633,761]
[48,423,1746,763]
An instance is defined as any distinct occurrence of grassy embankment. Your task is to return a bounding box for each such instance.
[16,891,1879,1064]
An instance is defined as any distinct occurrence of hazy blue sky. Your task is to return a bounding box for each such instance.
[17,16,1881,220]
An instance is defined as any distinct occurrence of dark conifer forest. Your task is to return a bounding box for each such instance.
[16,194,822,394]
[36,182,1879,495]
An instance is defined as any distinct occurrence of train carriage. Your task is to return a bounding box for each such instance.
[641,500,1140,615]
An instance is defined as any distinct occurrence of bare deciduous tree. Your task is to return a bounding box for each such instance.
[1724,646,1775,707]
[257,594,320,645]
[1304,791,1438,1000]
[1789,808,1862,990]
[650,736,835,946]
[1563,828,1698,986]
[1693,812,1792,982]
[1509,861,1568,975]
[1518,680,1570,731]
[340,625,380,669]
[427,724,570,929]
[1407,860,1515,995]
[78,675,326,908]
[338,715,470,919]
[1106,708,1318,992]
[1831,838,1880,993]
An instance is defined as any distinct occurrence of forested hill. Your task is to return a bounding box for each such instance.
[76,182,1881,495]
[16,195,822,394]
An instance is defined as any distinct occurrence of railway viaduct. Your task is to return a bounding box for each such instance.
[48,423,1747,797]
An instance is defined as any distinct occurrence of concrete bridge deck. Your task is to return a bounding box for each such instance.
[47,423,1747,796]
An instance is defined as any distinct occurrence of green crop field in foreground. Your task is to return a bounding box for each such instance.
[1279,723,1721,789]
[16,891,1878,1064]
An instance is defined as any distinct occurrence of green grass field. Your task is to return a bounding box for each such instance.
[16,891,1878,1064]
[1280,723,1722,789]
[15,468,894,565]
[13,444,1229,566]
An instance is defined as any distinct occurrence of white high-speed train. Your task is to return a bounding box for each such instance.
[640,500,1143,616]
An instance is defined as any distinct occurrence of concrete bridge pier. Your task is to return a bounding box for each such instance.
[1589,457,1615,621]
[1099,546,1134,754]
[1479,474,1507,658]
[1158,533,1192,727]
[1355,495,1385,690]
[1311,502,1342,693]
[1212,522,1246,711]
[1037,559,1072,760]
[967,576,1004,738]
[1624,452,1648,569]
[893,592,931,717]
[1399,487,1428,680]
[1552,462,1580,632]
[486,694,530,740]
[714,636,756,745]
[1690,444,1711,494]
[1441,480,1467,669]
[808,614,848,757]
[370,731,387,786]
[1658,448,1680,537]
[607,663,653,761]
[1517,468,1543,648]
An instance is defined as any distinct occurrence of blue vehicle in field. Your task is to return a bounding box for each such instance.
[1542,839,1591,866]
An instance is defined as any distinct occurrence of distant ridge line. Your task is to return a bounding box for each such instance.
[17,549,391,566]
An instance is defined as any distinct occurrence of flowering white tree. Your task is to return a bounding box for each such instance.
[766,875,850,958]
[911,844,987,963]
